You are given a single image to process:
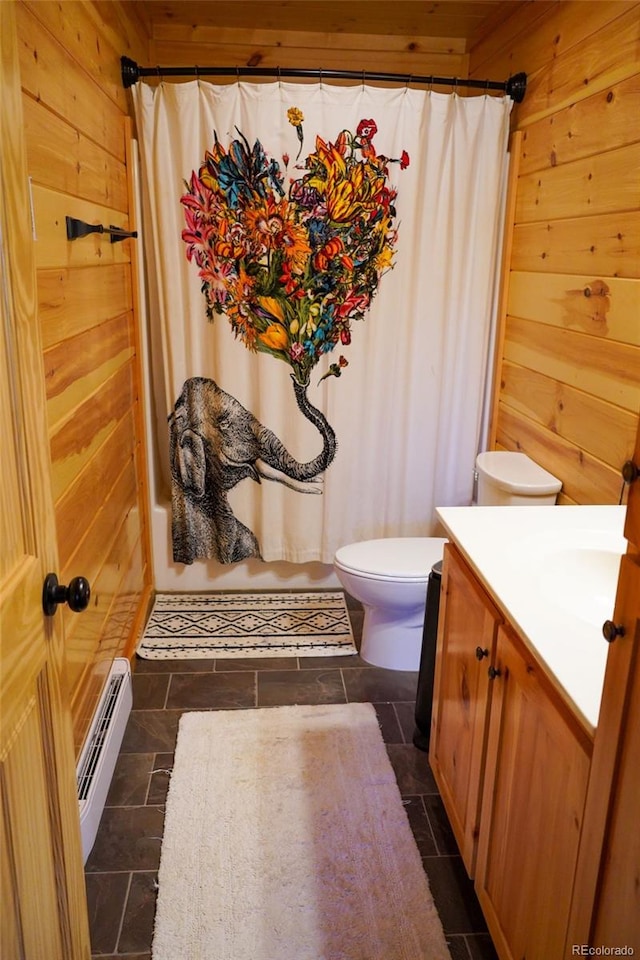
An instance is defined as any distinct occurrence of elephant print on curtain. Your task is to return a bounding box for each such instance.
[172,108,409,564]
[169,376,336,564]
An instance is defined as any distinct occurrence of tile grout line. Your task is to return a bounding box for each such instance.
[113,869,134,956]
[162,673,171,710]
[419,794,441,857]
[339,667,349,703]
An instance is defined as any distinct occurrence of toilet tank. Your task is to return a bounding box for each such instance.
[475,451,562,506]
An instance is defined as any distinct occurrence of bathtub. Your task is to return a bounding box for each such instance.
[148,499,339,592]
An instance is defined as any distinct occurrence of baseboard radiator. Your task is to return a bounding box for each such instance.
[77,658,133,863]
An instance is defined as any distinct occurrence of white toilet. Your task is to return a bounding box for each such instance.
[334,451,562,671]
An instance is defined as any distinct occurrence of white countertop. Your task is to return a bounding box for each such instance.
[436,505,628,731]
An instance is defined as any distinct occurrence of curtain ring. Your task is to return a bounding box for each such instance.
[485,76,490,97]
[236,65,240,83]
[277,65,282,88]
[405,74,412,92]
[156,65,162,83]
[319,66,323,89]
[454,77,459,94]
[362,69,366,91]
[195,64,199,83]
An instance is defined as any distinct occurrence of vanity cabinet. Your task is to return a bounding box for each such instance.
[430,543,593,960]
[475,623,592,960]
[429,543,502,875]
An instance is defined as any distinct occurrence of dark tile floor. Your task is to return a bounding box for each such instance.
[84,600,498,960]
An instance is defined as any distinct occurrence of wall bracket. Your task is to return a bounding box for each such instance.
[65,216,137,244]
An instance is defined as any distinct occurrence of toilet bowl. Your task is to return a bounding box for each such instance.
[334,538,447,671]
[334,451,562,671]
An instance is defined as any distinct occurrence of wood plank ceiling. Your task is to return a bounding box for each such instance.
[131,1,519,49]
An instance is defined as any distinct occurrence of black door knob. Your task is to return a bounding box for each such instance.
[621,460,639,484]
[602,620,625,643]
[488,665,502,679]
[42,573,91,616]
[475,646,489,660]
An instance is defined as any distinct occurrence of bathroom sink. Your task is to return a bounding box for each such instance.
[517,529,626,628]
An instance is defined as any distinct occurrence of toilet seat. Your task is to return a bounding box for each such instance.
[334,538,447,582]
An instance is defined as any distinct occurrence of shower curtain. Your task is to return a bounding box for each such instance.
[133,80,512,565]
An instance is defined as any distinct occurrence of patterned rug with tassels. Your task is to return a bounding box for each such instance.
[137,591,356,659]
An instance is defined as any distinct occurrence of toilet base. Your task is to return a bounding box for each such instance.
[359,605,425,671]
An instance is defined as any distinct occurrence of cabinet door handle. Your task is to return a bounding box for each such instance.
[602,620,625,643]
[475,646,489,660]
[488,665,501,680]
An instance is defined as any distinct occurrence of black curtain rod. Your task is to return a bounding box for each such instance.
[120,56,527,103]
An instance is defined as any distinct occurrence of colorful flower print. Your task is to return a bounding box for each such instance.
[181,110,409,386]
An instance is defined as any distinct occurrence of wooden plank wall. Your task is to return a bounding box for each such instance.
[129,1,640,510]
[16,0,152,752]
[470,1,640,506]
[146,16,470,86]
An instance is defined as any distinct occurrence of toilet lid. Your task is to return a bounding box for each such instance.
[334,538,447,581]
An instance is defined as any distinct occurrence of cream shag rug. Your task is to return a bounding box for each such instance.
[137,591,356,659]
[152,703,451,960]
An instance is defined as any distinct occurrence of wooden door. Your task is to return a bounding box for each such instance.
[567,417,640,947]
[591,553,640,945]
[429,542,501,875]
[0,4,90,958]
[591,433,640,943]
[475,624,592,960]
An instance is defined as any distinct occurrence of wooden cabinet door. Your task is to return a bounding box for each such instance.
[591,423,640,944]
[476,624,592,960]
[591,554,640,945]
[0,6,90,957]
[429,543,501,875]
[588,556,640,944]
[568,415,640,946]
